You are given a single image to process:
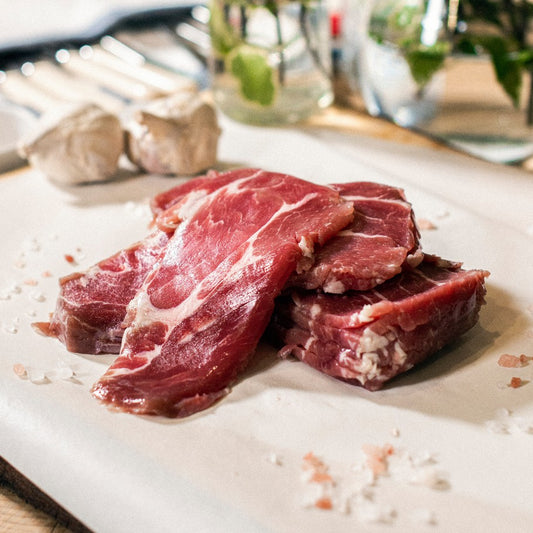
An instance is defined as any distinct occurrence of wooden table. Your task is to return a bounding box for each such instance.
[0,93,526,532]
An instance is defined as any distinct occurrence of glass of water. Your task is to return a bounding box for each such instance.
[355,0,450,127]
[208,0,334,125]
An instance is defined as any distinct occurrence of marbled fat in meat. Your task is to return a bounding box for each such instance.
[35,170,248,355]
[271,256,489,390]
[288,182,422,293]
[91,169,354,417]
[34,230,170,355]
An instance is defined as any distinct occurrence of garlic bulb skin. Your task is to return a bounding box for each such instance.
[125,91,221,176]
[19,103,124,185]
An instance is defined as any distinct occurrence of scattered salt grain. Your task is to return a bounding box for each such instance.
[409,464,449,490]
[268,452,282,466]
[46,365,74,381]
[417,218,437,230]
[13,363,27,378]
[298,444,447,525]
[410,508,438,526]
[29,291,46,302]
[25,366,48,384]
[23,278,38,286]
[509,377,523,388]
[300,452,335,510]
[14,257,26,269]
[22,238,41,253]
[125,201,150,218]
[0,283,23,301]
[390,427,400,438]
[486,408,533,435]
[2,322,19,334]
[387,448,449,490]
[11,284,22,295]
[362,443,394,478]
[497,353,522,368]
[14,357,78,384]
[357,500,396,524]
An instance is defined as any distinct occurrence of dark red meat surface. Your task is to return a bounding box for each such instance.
[288,181,422,293]
[35,170,248,355]
[270,256,489,390]
[91,168,354,417]
[33,230,170,355]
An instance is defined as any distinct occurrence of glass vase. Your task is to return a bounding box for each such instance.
[348,0,533,163]
[356,0,450,128]
[208,0,334,126]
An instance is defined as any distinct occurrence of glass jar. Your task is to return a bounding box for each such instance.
[357,0,450,128]
[208,0,334,125]
[348,0,533,164]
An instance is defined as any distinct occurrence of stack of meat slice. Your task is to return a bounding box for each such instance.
[270,182,489,391]
[35,168,488,418]
[271,255,488,391]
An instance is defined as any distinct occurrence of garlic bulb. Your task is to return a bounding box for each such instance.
[125,91,221,176]
[19,103,124,185]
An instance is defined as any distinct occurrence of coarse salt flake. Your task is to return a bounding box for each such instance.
[26,366,47,384]
[485,408,533,435]
[497,354,522,368]
[14,258,26,269]
[362,443,394,478]
[417,218,437,230]
[29,291,46,302]
[411,508,438,525]
[268,452,282,466]
[13,363,27,378]
[3,322,19,334]
[314,497,333,510]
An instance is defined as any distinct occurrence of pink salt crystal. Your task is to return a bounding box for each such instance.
[362,443,394,477]
[497,354,522,368]
[13,363,27,378]
[417,218,437,230]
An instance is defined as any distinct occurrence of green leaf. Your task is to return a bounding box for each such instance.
[403,41,449,88]
[229,46,276,106]
[472,35,524,107]
[208,1,240,55]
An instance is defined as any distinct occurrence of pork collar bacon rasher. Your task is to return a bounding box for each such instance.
[35,168,488,417]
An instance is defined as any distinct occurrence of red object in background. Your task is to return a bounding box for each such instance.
[330,11,343,76]
[330,11,342,38]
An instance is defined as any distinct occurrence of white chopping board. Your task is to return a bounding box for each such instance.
[1,115,533,532]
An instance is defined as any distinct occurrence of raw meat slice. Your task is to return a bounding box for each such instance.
[288,181,423,293]
[33,230,170,355]
[36,169,255,355]
[270,256,489,390]
[91,169,354,417]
